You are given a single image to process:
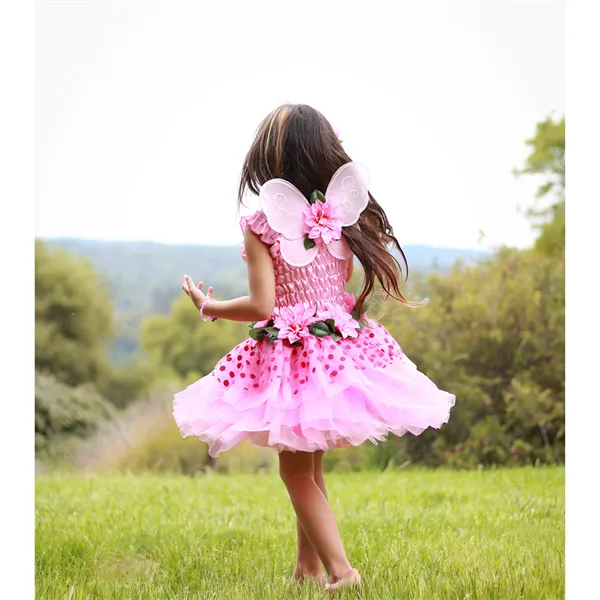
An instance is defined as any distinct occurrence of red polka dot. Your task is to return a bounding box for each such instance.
[246,360,250,366]
[384,338,389,343]
[294,373,299,379]
[339,365,345,370]
[328,354,334,360]
[250,373,256,379]
[331,370,338,377]
[369,332,375,338]
[253,383,259,388]
[324,364,330,371]
[229,371,235,378]
[301,362,307,368]
[244,345,249,351]
[300,379,305,384]
[240,373,246,378]
[273,365,278,371]
[388,345,394,350]
[237,363,242,369]
[360,355,365,360]
[224,380,229,387]
[237,355,242,361]
[330,344,336,350]
[294,390,299,395]
[312,367,316,373]
[250,351,256,356]
[303,351,308,357]
[340,357,346,362]
[219,366,225,371]
[309,349,315,354]
[227,356,232,362]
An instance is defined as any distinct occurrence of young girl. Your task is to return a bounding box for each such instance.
[174,104,455,590]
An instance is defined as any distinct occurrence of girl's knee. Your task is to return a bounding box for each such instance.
[279,452,315,487]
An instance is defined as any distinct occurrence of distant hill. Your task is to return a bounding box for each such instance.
[45,238,489,364]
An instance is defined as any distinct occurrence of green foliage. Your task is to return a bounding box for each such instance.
[35,371,115,457]
[76,394,209,475]
[36,468,564,600]
[35,240,113,387]
[514,115,565,257]
[96,362,156,410]
[140,295,249,383]
[380,246,564,468]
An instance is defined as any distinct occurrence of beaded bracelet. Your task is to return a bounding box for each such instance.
[200,298,217,322]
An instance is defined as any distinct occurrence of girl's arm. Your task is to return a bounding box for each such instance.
[182,226,276,322]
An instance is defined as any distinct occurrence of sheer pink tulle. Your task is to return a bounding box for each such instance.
[174,210,455,457]
[174,321,455,457]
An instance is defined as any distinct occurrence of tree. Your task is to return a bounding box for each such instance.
[379,247,564,468]
[140,294,250,384]
[35,240,114,387]
[514,115,565,257]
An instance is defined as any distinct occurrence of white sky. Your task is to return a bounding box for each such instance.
[35,0,564,250]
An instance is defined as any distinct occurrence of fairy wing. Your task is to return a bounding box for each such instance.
[259,179,307,240]
[279,237,319,267]
[325,162,370,226]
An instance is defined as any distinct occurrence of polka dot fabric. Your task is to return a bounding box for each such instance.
[173,211,455,457]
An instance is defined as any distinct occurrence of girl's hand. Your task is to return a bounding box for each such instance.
[182,275,213,311]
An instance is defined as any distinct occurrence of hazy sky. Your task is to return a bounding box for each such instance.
[35,0,564,250]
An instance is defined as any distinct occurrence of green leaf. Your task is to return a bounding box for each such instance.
[330,331,342,342]
[325,318,336,332]
[309,322,330,338]
[309,190,326,204]
[291,340,303,347]
[304,236,316,250]
[267,331,279,342]
[249,328,267,341]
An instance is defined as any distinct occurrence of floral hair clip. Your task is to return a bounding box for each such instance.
[259,161,370,267]
[332,125,343,144]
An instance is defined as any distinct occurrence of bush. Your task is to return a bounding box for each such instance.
[379,247,564,468]
[35,371,115,459]
[76,392,209,475]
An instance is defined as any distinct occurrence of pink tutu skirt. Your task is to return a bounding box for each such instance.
[173,320,455,457]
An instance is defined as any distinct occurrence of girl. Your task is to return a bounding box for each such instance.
[174,104,455,590]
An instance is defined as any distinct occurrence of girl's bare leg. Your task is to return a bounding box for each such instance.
[292,450,327,581]
[279,450,354,582]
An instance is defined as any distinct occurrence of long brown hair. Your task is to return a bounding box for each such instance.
[238,103,412,315]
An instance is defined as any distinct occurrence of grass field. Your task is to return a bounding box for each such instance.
[35,466,564,600]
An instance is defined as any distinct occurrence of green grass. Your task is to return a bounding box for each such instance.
[36,467,564,600]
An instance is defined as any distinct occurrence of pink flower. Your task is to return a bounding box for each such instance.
[320,304,360,339]
[254,319,270,328]
[343,292,356,313]
[303,201,343,245]
[273,305,318,344]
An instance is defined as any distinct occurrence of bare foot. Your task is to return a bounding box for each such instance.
[325,567,362,591]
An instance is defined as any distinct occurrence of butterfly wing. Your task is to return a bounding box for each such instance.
[325,162,370,226]
[259,179,308,240]
[280,237,319,267]
[326,237,353,261]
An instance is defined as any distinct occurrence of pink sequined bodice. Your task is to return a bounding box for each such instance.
[240,210,349,312]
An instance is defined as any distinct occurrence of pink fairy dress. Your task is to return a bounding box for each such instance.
[173,163,455,457]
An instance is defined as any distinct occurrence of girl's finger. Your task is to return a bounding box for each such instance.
[207,286,213,299]
[198,281,204,292]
